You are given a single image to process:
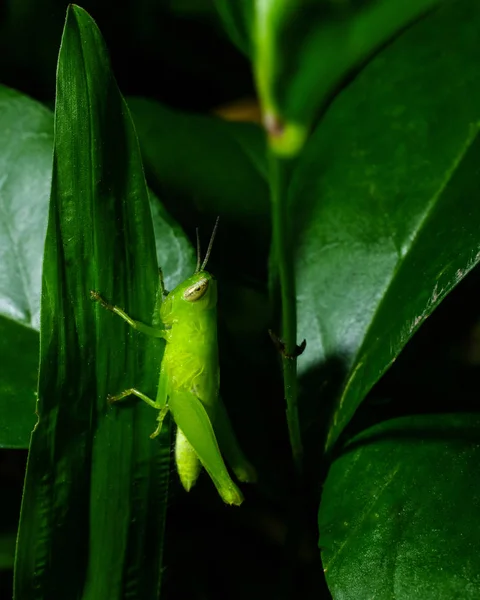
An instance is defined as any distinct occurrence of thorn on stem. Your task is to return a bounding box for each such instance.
[268,329,307,359]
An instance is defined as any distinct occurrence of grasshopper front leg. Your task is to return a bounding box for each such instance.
[90,290,166,339]
[107,387,159,407]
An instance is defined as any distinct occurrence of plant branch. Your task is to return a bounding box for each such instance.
[269,153,303,476]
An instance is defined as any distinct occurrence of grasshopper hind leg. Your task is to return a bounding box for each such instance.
[214,397,257,484]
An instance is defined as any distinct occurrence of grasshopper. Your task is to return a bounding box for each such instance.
[91,218,255,505]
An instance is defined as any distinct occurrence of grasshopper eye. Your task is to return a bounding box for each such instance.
[183,278,209,302]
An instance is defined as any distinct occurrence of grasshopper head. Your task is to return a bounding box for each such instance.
[178,270,217,309]
[160,218,219,324]
[161,271,217,324]
[182,271,217,303]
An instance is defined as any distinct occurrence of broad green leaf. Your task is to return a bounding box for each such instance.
[319,413,480,599]
[128,97,270,277]
[292,1,480,453]
[148,192,196,292]
[13,7,193,598]
[0,86,52,447]
[215,0,442,156]
[0,320,38,449]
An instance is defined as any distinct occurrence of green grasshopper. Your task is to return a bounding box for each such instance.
[91,219,255,505]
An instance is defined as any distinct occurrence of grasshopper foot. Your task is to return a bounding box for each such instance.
[90,290,113,311]
[150,425,162,439]
[107,394,117,405]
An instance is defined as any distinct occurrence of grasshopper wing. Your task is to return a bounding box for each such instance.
[169,392,244,506]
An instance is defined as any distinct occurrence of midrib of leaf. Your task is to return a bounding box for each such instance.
[323,463,401,572]
[77,28,97,244]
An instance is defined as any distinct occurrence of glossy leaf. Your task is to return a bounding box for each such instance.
[292,1,480,452]
[319,413,480,599]
[0,86,52,448]
[13,7,193,599]
[215,0,442,156]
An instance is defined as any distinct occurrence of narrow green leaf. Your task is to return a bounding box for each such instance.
[319,414,480,599]
[13,6,192,598]
[0,86,52,448]
[291,1,480,452]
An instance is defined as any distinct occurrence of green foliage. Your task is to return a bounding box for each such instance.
[13,6,189,598]
[293,0,480,453]
[320,414,480,599]
[1,1,480,599]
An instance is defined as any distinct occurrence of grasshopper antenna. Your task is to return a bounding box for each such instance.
[195,227,202,273]
[200,216,220,272]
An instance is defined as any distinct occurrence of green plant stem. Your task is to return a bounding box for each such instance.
[269,152,303,476]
